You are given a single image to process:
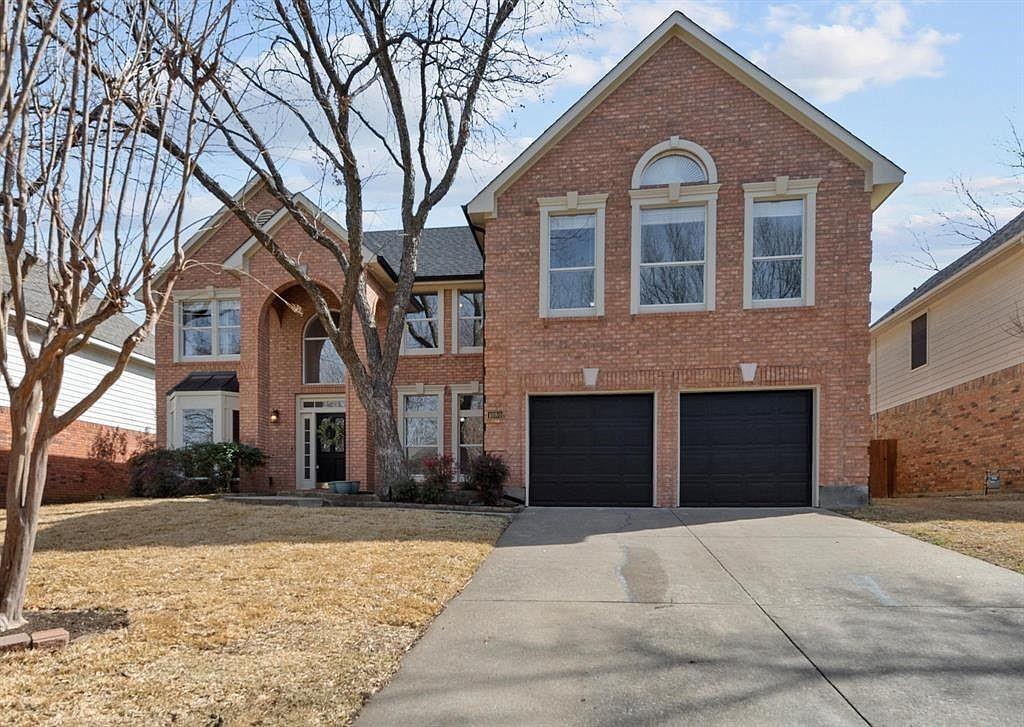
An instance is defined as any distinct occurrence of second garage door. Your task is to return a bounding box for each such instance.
[680,390,812,506]
[529,394,653,506]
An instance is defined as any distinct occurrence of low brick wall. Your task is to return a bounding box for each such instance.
[0,408,151,505]
[872,363,1023,495]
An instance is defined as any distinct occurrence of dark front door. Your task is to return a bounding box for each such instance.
[529,394,654,506]
[680,390,812,507]
[315,412,346,482]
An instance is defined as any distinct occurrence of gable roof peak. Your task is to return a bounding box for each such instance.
[466,11,903,222]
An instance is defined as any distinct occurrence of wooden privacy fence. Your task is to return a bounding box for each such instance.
[869,439,897,499]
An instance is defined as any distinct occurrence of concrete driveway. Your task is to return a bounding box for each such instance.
[357,508,1024,726]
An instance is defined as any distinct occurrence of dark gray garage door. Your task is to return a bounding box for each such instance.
[680,390,812,506]
[529,394,653,506]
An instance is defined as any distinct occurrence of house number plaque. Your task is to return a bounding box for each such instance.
[486,410,504,422]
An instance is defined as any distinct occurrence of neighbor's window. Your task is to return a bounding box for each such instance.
[751,199,804,302]
[456,393,484,475]
[303,312,346,384]
[639,153,707,186]
[548,213,596,311]
[457,291,484,350]
[180,298,240,357]
[402,393,441,468]
[911,313,928,369]
[403,292,441,352]
[181,408,215,445]
[639,206,706,306]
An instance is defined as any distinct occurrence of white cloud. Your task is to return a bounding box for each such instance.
[750,1,958,103]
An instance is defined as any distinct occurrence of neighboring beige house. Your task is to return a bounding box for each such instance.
[870,211,1024,494]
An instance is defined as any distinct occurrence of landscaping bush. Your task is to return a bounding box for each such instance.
[183,442,266,492]
[419,454,454,504]
[128,448,188,498]
[390,474,420,503]
[128,443,266,498]
[468,452,509,506]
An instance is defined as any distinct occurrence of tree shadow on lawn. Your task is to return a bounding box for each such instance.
[29,498,508,553]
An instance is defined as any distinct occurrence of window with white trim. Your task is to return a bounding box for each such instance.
[177,294,241,359]
[456,291,484,352]
[455,393,483,476]
[400,390,442,471]
[303,312,346,384]
[638,206,707,306]
[402,292,442,353]
[743,178,818,308]
[539,193,607,318]
[167,391,239,448]
[639,154,708,186]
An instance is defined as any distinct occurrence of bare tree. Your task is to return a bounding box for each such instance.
[897,119,1024,272]
[0,0,230,631]
[149,0,591,493]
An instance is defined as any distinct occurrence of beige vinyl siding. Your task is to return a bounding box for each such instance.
[1,331,156,432]
[871,246,1024,412]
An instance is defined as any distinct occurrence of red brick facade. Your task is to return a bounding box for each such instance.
[0,408,150,505]
[154,187,483,492]
[872,364,1023,495]
[479,37,874,506]
[154,33,888,505]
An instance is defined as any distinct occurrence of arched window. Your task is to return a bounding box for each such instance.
[254,208,275,226]
[303,312,346,384]
[639,154,707,186]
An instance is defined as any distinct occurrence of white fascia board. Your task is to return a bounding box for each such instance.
[467,12,904,221]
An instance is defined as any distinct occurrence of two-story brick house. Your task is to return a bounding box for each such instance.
[155,13,903,508]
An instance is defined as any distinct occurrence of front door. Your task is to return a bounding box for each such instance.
[315,412,346,483]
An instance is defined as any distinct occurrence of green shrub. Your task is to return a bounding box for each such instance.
[468,452,509,506]
[128,448,188,498]
[390,475,420,503]
[128,443,266,498]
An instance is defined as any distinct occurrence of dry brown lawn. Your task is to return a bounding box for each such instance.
[850,494,1024,573]
[0,498,508,725]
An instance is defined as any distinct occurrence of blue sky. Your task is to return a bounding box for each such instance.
[193,1,1023,322]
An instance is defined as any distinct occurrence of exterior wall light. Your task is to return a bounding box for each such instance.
[269,409,280,424]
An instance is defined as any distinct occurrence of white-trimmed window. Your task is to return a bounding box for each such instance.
[175,290,241,360]
[743,177,818,308]
[398,385,444,471]
[450,384,483,476]
[167,391,239,448]
[630,139,719,313]
[539,193,607,317]
[454,290,484,353]
[303,312,346,384]
[402,291,442,354]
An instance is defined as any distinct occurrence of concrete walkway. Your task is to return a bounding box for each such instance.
[357,508,1024,726]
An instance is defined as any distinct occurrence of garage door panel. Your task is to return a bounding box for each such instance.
[681,391,812,507]
[530,394,653,506]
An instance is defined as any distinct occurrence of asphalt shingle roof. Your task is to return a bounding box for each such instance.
[364,226,482,279]
[872,210,1024,328]
[2,263,156,359]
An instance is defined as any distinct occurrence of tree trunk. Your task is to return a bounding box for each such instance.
[0,409,51,632]
[365,385,406,499]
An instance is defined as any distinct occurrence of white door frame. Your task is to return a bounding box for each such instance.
[294,395,346,490]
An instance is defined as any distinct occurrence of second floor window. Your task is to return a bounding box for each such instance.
[548,213,597,311]
[403,292,441,352]
[181,298,240,358]
[304,312,346,384]
[457,291,484,351]
[638,206,706,306]
[751,199,804,302]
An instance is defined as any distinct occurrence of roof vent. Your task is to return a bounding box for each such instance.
[254,208,275,227]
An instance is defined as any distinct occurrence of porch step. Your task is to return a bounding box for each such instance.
[223,496,323,508]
